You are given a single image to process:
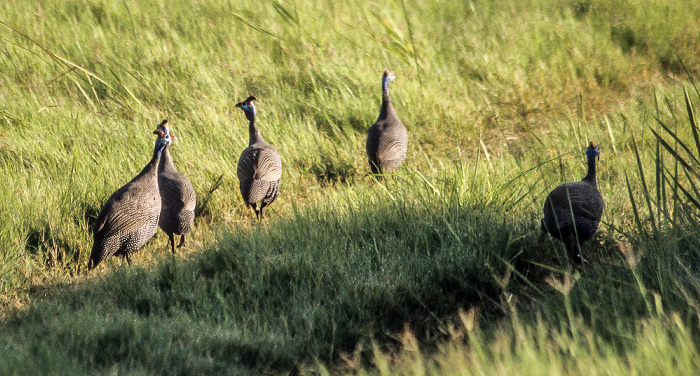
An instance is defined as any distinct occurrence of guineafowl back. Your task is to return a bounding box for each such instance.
[366,118,408,173]
[237,143,282,204]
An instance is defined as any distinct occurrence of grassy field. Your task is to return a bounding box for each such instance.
[1,0,700,374]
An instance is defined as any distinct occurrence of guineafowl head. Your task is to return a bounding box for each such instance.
[153,119,177,147]
[586,142,599,164]
[382,69,395,91]
[235,96,258,121]
[154,119,169,137]
[383,69,396,82]
[152,123,172,159]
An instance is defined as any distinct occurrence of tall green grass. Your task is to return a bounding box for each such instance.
[1,0,699,293]
[1,0,700,373]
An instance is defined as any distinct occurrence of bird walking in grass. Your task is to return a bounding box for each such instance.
[88,123,172,270]
[366,69,408,175]
[235,96,282,222]
[541,142,604,264]
[154,120,196,254]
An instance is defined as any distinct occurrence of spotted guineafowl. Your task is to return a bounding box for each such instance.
[541,142,604,264]
[235,96,282,221]
[366,69,408,175]
[88,125,171,269]
[154,120,196,254]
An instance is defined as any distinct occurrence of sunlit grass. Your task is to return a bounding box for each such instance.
[1,0,700,373]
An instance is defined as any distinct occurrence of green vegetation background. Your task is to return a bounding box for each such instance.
[1,0,699,374]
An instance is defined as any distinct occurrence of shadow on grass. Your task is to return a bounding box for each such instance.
[2,198,699,374]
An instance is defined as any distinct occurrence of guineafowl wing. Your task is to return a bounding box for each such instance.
[255,146,282,181]
[366,122,382,160]
[237,145,282,182]
[376,122,408,163]
[237,146,258,182]
[159,170,196,210]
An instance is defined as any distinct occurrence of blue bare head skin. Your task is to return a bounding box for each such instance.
[382,69,395,92]
[152,122,172,159]
[153,119,169,138]
[586,142,599,164]
[235,96,257,121]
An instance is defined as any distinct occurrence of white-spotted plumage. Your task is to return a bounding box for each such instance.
[88,124,171,269]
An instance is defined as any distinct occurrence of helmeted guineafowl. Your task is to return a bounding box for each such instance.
[88,124,172,269]
[235,96,282,221]
[541,142,604,264]
[154,120,196,254]
[366,69,408,175]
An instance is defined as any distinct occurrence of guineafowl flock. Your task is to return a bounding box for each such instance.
[88,69,603,269]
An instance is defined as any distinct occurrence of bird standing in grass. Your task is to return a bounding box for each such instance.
[366,69,408,175]
[541,142,604,264]
[154,120,196,254]
[235,96,282,221]
[88,123,171,269]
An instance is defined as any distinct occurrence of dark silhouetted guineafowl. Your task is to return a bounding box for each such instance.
[366,69,408,175]
[542,142,604,264]
[154,120,196,254]
[88,124,171,269]
[235,96,282,221]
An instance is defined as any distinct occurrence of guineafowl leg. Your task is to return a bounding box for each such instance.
[250,203,259,219]
[566,234,584,265]
[177,235,186,248]
[168,233,176,254]
[260,203,267,220]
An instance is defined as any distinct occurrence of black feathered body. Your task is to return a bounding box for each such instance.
[366,83,407,174]
[542,180,603,244]
[157,147,196,252]
[542,151,603,263]
[89,158,161,269]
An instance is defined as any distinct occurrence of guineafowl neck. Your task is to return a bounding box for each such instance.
[159,147,176,172]
[582,160,597,186]
[248,118,264,145]
[141,143,166,175]
[134,153,160,182]
[379,89,394,120]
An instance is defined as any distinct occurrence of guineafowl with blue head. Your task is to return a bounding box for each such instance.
[235,96,282,221]
[366,69,408,175]
[542,142,604,264]
[88,123,171,269]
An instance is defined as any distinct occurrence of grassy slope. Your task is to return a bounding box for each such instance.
[1,0,700,374]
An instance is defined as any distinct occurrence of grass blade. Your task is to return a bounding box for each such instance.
[631,130,658,234]
[683,86,700,159]
[625,173,644,236]
[649,127,700,180]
